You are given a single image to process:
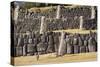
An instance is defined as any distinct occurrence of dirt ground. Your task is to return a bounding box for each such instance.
[11,52,97,66]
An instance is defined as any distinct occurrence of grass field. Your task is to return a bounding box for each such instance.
[12,52,97,66]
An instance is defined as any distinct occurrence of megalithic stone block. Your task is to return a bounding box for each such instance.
[58,32,66,56]
[40,16,46,34]
[56,5,60,19]
[79,16,83,30]
[91,6,95,19]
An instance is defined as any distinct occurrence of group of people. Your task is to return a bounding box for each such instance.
[12,31,97,57]
[60,6,93,19]
[11,5,97,58]
[18,6,96,19]
[14,5,97,34]
[15,16,96,34]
